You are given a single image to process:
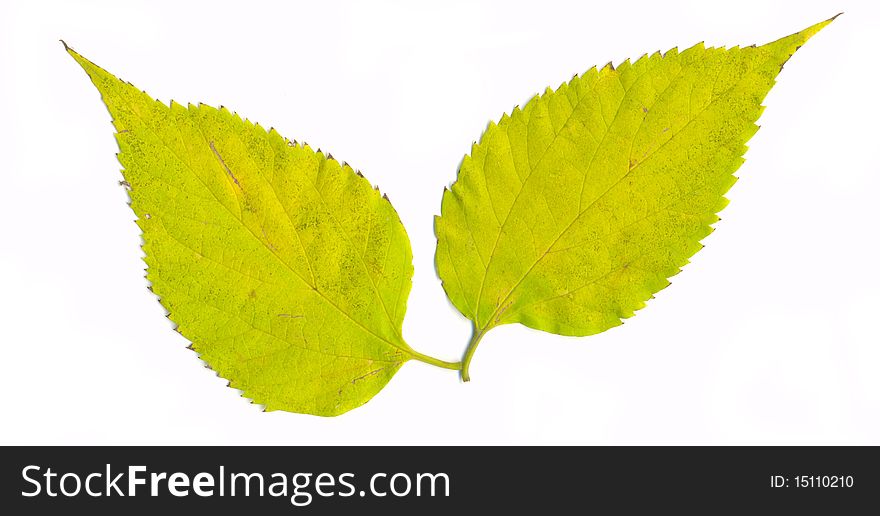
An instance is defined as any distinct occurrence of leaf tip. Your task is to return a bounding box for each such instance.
[792,13,840,45]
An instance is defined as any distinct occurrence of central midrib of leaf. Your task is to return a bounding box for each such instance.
[472,50,773,333]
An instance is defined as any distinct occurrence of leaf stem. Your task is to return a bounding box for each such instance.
[461,324,488,382]
[409,349,462,370]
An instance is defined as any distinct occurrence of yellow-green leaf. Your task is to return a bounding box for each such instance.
[435,18,835,380]
[67,46,459,416]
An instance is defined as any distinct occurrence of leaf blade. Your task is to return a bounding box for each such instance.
[436,18,833,356]
[68,47,433,415]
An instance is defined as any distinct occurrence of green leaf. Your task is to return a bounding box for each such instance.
[67,46,459,416]
[435,18,835,380]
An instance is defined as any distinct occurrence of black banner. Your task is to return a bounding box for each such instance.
[2,446,875,513]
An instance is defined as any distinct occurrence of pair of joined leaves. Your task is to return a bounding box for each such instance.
[68,17,834,416]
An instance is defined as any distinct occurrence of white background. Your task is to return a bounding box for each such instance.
[1,0,877,445]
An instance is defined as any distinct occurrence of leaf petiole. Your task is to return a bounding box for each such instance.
[409,350,462,371]
[460,324,489,382]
